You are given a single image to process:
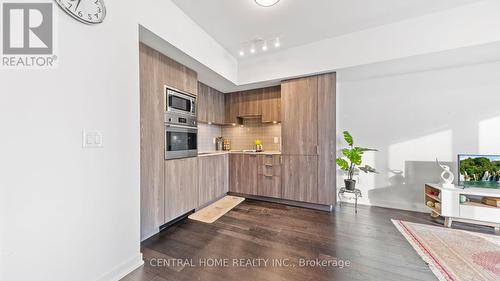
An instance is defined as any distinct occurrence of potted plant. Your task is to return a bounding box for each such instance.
[336,131,378,190]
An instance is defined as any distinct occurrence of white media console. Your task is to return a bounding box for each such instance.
[425,183,500,233]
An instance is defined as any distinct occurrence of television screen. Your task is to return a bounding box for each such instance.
[458,154,500,189]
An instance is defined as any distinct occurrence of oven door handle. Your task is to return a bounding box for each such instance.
[166,124,198,130]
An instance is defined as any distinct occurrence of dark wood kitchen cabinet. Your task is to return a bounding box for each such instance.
[225,92,240,124]
[238,88,261,117]
[225,86,281,124]
[281,155,318,203]
[257,155,282,198]
[281,76,318,155]
[261,86,281,123]
[164,158,199,222]
[280,73,336,206]
[229,154,258,195]
[198,82,225,125]
[140,43,198,240]
[198,154,228,207]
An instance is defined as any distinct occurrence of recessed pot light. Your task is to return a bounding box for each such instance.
[255,0,280,7]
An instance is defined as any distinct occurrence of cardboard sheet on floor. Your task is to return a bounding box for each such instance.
[188,196,245,223]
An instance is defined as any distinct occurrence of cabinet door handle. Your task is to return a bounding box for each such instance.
[264,174,273,178]
[265,164,273,167]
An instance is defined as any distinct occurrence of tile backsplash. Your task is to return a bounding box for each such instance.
[198,123,222,152]
[222,118,281,151]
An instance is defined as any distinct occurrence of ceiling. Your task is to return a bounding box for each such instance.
[172,0,481,59]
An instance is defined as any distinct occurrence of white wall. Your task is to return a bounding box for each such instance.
[0,1,143,281]
[337,60,500,212]
[0,0,239,281]
[138,0,238,84]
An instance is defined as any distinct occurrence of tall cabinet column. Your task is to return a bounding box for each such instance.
[280,73,336,206]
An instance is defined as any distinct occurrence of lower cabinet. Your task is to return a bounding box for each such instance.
[164,157,199,222]
[257,155,282,198]
[229,154,282,198]
[282,155,318,204]
[229,154,258,195]
[198,154,228,206]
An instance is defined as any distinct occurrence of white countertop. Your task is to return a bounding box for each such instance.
[198,151,281,157]
[426,183,500,197]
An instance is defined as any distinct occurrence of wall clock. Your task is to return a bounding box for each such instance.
[55,0,106,24]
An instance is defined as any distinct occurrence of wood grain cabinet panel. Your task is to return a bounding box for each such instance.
[139,43,165,240]
[198,154,228,207]
[140,43,199,240]
[164,157,199,223]
[281,76,318,155]
[317,73,337,205]
[197,83,209,123]
[229,154,258,195]
[225,92,240,125]
[261,86,281,123]
[157,48,197,96]
[197,82,225,125]
[257,155,282,198]
[238,89,262,117]
[282,155,318,204]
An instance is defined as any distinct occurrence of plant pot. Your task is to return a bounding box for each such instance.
[344,179,356,190]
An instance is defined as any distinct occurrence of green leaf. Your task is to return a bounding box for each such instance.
[343,131,353,146]
[336,158,349,171]
[356,147,378,152]
[342,148,351,158]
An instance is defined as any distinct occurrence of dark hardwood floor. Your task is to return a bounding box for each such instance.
[123,200,496,281]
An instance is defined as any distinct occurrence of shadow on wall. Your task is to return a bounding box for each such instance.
[368,161,451,212]
[337,61,500,212]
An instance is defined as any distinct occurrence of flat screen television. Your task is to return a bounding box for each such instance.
[458,154,500,189]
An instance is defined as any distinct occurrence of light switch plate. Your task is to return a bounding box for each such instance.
[82,131,103,148]
[274,137,279,144]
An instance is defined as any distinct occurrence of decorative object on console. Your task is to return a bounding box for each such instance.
[436,158,455,188]
[336,131,378,190]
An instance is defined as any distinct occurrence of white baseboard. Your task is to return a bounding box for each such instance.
[349,198,429,214]
[95,253,144,281]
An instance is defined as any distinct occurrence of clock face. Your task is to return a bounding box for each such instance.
[55,0,106,24]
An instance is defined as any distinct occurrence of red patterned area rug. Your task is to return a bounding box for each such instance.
[392,219,500,281]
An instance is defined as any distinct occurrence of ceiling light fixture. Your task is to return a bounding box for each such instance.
[239,50,245,56]
[262,43,268,51]
[274,38,280,48]
[250,46,256,54]
[255,0,280,7]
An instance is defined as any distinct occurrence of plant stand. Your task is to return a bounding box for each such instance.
[338,187,362,213]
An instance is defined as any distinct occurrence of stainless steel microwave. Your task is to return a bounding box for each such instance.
[165,86,196,117]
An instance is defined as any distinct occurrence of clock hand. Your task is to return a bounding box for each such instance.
[75,0,82,11]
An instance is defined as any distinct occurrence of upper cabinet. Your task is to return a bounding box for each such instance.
[281,76,319,155]
[225,86,281,124]
[198,82,225,125]
[158,52,197,96]
[238,88,261,117]
[225,92,240,125]
[261,86,281,123]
